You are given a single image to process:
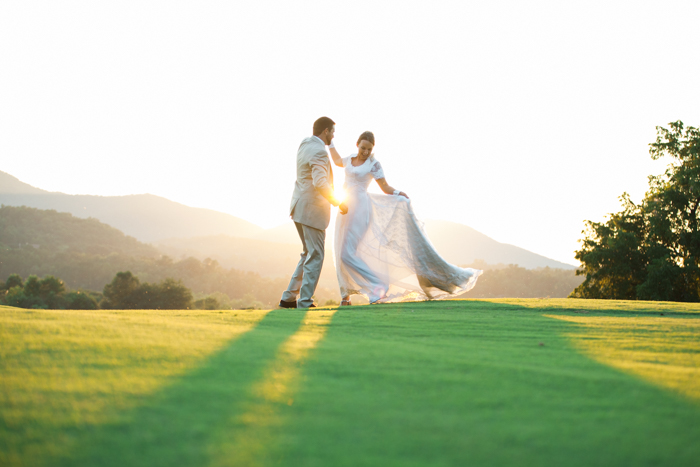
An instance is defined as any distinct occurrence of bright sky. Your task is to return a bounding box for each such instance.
[1,1,699,265]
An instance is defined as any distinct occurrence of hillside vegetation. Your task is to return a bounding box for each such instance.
[155,234,339,290]
[0,205,158,256]
[0,206,337,305]
[0,206,582,302]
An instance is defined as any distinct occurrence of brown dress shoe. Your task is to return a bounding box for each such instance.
[279,299,297,309]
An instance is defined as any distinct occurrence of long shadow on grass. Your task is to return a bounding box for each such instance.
[51,309,306,467]
[271,300,700,467]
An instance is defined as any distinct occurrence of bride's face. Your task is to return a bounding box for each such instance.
[357,140,374,160]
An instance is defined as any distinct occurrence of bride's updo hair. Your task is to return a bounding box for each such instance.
[357,131,375,145]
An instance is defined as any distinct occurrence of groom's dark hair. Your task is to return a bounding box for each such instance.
[313,117,335,136]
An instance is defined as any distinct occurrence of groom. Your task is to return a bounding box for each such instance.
[279,117,348,309]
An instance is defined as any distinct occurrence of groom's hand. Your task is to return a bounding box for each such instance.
[339,202,348,215]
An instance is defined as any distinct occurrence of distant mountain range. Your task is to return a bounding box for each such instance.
[0,170,576,271]
[0,171,262,242]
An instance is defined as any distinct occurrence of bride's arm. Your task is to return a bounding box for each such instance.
[375,178,408,198]
[328,144,344,167]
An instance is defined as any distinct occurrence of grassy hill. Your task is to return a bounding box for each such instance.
[1,298,698,466]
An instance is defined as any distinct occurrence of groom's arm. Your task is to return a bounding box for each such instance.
[309,152,339,206]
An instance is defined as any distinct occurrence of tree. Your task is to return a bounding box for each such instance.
[156,278,193,309]
[38,276,66,298]
[5,274,23,289]
[102,271,141,309]
[64,291,99,310]
[101,271,192,309]
[572,121,700,301]
[28,275,67,308]
[193,296,220,310]
[0,273,97,309]
[23,275,41,297]
[3,286,44,309]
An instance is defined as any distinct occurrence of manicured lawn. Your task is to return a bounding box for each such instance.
[1,299,698,466]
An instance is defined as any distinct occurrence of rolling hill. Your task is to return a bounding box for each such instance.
[232,220,575,270]
[0,204,158,257]
[1,170,575,270]
[423,220,574,269]
[0,171,263,242]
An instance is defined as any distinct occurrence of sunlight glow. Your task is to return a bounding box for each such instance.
[334,187,346,204]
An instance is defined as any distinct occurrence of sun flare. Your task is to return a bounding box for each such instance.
[334,187,346,203]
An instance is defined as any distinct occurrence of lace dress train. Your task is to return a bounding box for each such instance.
[334,155,482,303]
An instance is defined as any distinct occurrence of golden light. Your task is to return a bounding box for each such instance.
[334,187,346,203]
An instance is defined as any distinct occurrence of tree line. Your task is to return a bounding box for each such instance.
[573,121,700,301]
[1,274,100,309]
[0,271,256,310]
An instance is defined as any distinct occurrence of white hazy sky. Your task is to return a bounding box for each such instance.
[1,1,699,265]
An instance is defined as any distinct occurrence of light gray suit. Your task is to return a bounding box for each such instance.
[281,136,338,308]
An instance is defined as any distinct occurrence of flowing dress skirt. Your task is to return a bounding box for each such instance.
[334,189,482,303]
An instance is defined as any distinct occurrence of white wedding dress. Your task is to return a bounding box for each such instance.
[334,154,482,303]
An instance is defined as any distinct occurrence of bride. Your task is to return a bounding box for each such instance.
[329,131,482,305]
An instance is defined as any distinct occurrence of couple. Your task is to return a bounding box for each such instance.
[279,117,482,309]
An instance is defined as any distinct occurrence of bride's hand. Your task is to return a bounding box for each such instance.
[398,192,409,199]
[339,202,349,215]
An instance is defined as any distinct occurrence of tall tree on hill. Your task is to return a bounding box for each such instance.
[572,121,700,301]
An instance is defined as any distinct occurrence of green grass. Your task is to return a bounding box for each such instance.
[1,299,699,466]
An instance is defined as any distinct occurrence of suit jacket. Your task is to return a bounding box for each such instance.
[289,136,337,231]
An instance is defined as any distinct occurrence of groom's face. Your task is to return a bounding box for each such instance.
[322,126,335,145]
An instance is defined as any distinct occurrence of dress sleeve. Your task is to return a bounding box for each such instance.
[370,160,385,180]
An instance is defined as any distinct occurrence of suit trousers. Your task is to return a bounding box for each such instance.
[281,222,325,308]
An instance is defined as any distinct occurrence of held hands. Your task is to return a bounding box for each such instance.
[338,202,348,215]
